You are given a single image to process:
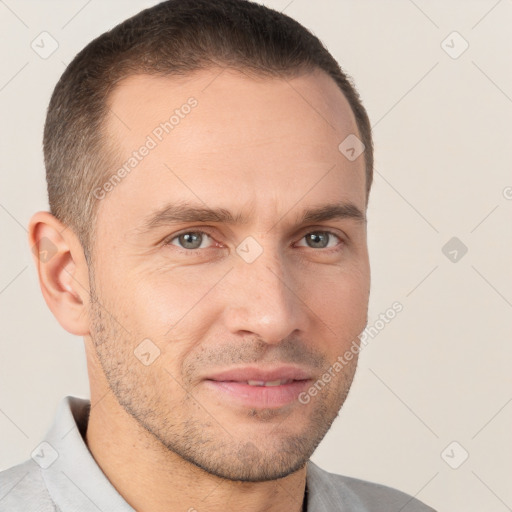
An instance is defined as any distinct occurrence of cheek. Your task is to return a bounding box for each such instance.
[303,265,369,335]
[134,267,219,330]
[119,268,224,351]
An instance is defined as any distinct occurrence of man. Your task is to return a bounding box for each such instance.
[0,1,435,510]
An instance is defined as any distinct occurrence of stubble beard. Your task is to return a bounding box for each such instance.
[87,278,358,482]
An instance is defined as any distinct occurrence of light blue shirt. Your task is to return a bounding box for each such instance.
[0,396,436,511]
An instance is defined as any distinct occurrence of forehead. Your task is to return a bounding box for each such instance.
[98,68,366,230]
[106,68,359,150]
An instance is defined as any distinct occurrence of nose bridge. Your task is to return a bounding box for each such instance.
[223,239,304,342]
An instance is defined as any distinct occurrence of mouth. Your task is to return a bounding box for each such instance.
[203,378,312,409]
[202,365,314,409]
[232,379,295,386]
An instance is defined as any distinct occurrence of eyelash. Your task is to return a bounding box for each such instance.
[163,229,345,254]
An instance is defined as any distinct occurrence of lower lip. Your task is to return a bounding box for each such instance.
[203,379,311,409]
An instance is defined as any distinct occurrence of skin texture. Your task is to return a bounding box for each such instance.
[29,68,370,512]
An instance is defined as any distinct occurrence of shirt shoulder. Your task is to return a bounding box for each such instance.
[306,461,436,512]
[0,459,57,511]
[333,473,437,512]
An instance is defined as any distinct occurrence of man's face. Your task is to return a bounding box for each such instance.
[87,68,370,481]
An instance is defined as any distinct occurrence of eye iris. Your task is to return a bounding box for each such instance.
[307,232,329,248]
[179,232,202,249]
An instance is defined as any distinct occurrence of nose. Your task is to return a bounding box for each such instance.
[222,246,309,344]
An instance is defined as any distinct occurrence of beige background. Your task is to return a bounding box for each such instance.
[1,1,511,510]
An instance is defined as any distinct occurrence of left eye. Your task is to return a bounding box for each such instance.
[169,231,214,250]
[296,231,341,249]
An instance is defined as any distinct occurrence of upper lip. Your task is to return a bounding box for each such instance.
[204,365,313,382]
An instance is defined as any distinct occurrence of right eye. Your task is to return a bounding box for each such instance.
[166,231,216,251]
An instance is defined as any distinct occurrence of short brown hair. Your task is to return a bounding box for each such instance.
[44,0,373,258]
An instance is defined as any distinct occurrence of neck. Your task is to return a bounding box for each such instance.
[85,385,307,512]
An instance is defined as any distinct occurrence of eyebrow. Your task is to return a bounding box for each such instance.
[140,200,366,233]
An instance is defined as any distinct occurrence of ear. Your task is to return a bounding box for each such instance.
[28,211,91,336]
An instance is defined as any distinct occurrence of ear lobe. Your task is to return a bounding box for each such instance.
[28,211,91,336]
